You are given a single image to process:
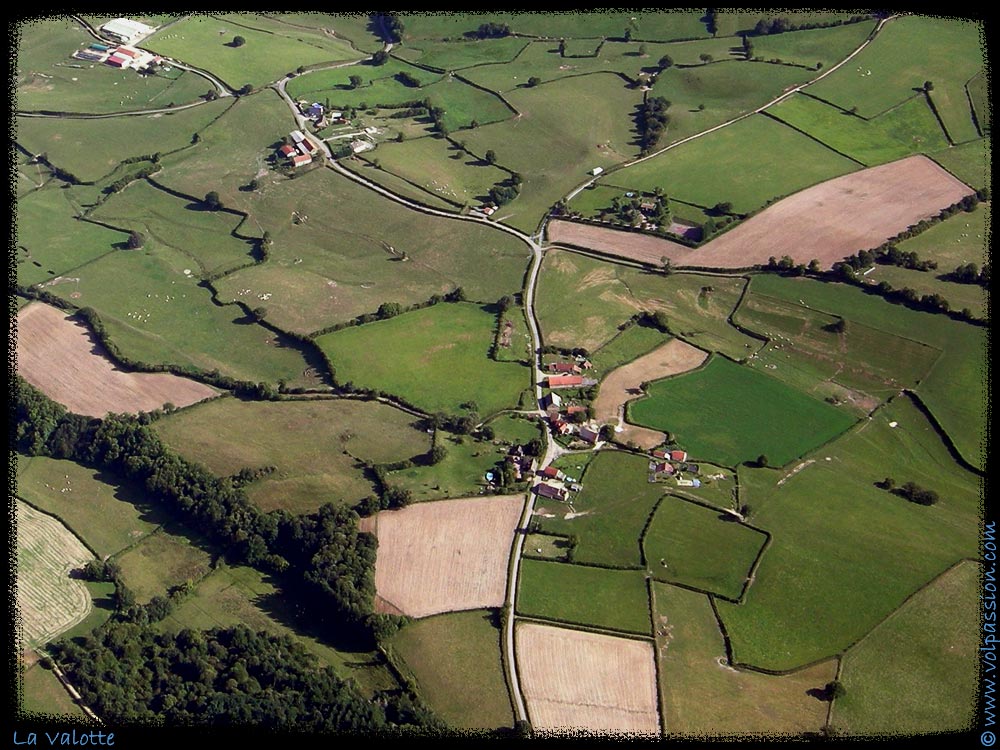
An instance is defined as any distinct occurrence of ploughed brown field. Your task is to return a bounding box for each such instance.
[516,621,661,736]
[549,155,973,270]
[366,495,525,618]
[16,302,219,417]
[592,339,709,450]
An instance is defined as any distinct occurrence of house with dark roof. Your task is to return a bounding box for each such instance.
[534,482,568,501]
[578,426,600,444]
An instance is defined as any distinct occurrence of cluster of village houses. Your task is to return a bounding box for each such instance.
[73,19,162,71]
[274,102,379,168]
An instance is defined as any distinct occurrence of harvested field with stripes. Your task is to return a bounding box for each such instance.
[516,621,660,736]
[16,500,95,649]
[548,156,973,271]
[363,495,525,618]
[593,339,709,449]
[16,302,219,417]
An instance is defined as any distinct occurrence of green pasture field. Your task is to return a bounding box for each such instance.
[90,180,258,277]
[316,302,530,417]
[390,610,514,730]
[651,582,836,736]
[930,138,990,189]
[561,38,603,57]
[745,274,986,470]
[765,94,949,166]
[16,455,166,559]
[898,201,989,269]
[493,304,532,364]
[488,413,543,445]
[733,289,942,408]
[15,17,207,114]
[717,395,980,671]
[286,57,440,100]
[806,16,984,128]
[338,158,459,211]
[643,497,766,600]
[144,14,361,90]
[115,526,214,604]
[46,242,311,386]
[967,71,989,132]
[536,250,758,357]
[287,59,511,133]
[159,562,397,699]
[396,11,711,42]
[387,431,506,502]
[629,355,857,468]
[154,397,429,514]
[15,100,232,183]
[516,559,652,635]
[362,135,511,207]
[15,150,49,199]
[153,91,298,211]
[393,37,529,71]
[211,169,530,335]
[20,660,87,718]
[748,19,876,70]
[523,533,570,561]
[601,114,860,214]
[254,13,383,53]
[588,324,672,377]
[16,187,126,288]
[534,450,664,569]
[712,12,869,37]
[460,73,643,233]
[832,561,979,735]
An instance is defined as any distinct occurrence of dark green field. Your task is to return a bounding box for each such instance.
[115,526,214,604]
[629,354,857,467]
[516,558,652,635]
[317,302,530,417]
[643,497,767,600]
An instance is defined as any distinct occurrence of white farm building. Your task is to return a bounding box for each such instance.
[100,18,156,44]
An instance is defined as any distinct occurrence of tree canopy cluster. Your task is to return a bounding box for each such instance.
[637,97,672,153]
[470,22,512,39]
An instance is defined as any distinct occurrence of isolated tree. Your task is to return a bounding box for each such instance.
[658,54,674,70]
[349,74,363,89]
[203,191,223,210]
[429,444,448,465]
[638,43,647,56]
[484,149,497,165]
[250,306,268,322]
[825,680,847,701]
[924,80,934,92]
[126,231,145,249]
[247,177,260,191]
[714,201,733,213]
[238,83,252,96]
[756,454,769,468]
[699,53,713,64]
[371,49,389,65]
[660,256,673,275]
[527,76,541,87]
[232,35,246,47]
[497,294,514,313]
[204,88,219,101]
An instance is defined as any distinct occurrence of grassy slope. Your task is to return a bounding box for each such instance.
[16,455,166,559]
[154,397,430,514]
[114,526,213,604]
[211,169,530,335]
[601,114,860,213]
[745,274,986,470]
[832,560,979,735]
[717,396,980,671]
[316,302,530,417]
[390,610,514,730]
[20,662,87,718]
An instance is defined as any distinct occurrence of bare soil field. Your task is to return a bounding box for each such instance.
[547,220,693,266]
[593,339,709,450]
[16,500,95,649]
[550,156,972,270]
[516,621,661,736]
[369,495,525,618]
[16,302,219,417]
